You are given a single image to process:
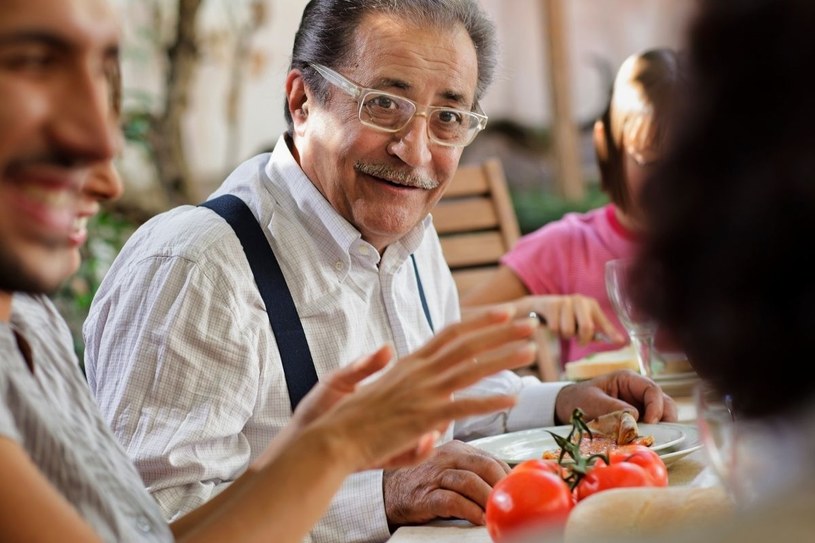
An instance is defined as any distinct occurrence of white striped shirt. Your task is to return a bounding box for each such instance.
[0,294,172,542]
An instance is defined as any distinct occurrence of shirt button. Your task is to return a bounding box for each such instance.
[136,516,152,533]
[358,245,369,255]
[334,261,344,271]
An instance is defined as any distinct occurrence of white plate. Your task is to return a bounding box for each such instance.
[467,423,687,465]
[657,423,703,466]
[654,371,698,382]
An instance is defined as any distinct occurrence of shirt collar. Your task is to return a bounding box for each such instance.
[605,203,640,242]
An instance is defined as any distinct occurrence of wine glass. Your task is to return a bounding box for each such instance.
[694,381,738,496]
[604,258,659,377]
[694,381,792,508]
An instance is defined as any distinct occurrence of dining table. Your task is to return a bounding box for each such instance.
[387,394,711,543]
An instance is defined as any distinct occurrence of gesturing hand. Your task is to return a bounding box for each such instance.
[298,306,539,472]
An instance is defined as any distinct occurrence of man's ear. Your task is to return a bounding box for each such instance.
[286,69,310,130]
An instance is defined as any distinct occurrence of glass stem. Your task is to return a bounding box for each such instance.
[630,333,656,377]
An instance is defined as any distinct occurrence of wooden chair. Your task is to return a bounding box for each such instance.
[433,158,560,380]
[433,157,520,297]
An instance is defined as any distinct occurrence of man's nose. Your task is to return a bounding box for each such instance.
[50,64,117,165]
[388,113,433,167]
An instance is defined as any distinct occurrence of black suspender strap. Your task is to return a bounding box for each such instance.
[410,253,435,334]
[199,194,317,412]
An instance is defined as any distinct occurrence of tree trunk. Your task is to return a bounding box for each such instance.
[149,0,203,205]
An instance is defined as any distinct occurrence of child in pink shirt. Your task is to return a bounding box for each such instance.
[462,48,682,368]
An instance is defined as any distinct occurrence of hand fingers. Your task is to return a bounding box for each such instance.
[609,370,678,423]
[571,297,597,344]
[595,310,626,344]
[584,394,639,422]
[437,339,537,393]
[557,298,579,340]
[434,395,518,427]
[421,317,538,378]
[424,488,487,526]
[421,458,509,525]
[640,385,678,423]
[411,305,517,360]
[323,345,393,393]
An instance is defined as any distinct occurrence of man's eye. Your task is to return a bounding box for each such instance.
[369,95,396,110]
[1,52,56,71]
[437,110,464,125]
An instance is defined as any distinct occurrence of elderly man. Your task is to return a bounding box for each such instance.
[85,1,676,541]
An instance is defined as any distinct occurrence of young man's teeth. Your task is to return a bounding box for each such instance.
[73,216,88,231]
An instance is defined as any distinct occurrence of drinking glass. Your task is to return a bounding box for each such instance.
[694,381,791,508]
[604,258,658,377]
[694,381,738,496]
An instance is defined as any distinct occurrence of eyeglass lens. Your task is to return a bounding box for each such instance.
[359,91,479,145]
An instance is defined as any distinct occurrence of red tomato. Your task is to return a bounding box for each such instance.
[606,444,669,487]
[575,462,654,501]
[486,470,573,543]
[511,458,563,477]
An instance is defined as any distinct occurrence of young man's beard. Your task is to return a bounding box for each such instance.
[0,246,64,296]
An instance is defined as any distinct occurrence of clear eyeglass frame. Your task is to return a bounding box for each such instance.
[309,62,488,148]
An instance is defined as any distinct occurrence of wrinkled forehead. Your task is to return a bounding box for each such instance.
[347,11,480,106]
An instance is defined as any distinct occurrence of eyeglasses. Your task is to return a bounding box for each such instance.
[309,63,488,148]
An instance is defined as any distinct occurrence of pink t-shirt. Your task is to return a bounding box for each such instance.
[502,204,638,364]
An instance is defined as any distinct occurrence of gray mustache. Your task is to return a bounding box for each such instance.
[355,162,439,190]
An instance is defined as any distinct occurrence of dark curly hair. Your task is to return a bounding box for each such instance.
[633,0,815,418]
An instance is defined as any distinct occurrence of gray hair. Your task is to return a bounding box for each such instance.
[284,0,498,133]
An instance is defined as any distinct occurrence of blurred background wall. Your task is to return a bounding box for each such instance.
[114,0,694,209]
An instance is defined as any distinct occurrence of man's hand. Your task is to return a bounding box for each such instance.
[554,370,678,424]
[383,440,511,528]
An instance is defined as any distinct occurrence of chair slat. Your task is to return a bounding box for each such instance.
[440,232,506,267]
[432,198,498,234]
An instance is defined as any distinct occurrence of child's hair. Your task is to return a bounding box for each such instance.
[594,48,683,215]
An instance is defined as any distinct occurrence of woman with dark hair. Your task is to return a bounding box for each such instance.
[629,0,815,539]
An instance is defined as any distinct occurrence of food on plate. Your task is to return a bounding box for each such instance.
[542,410,654,460]
[659,351,693,374]
[565,347,695,380]
[541,410,667,496]
[564,348,639,380]
[564,486,733,542]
